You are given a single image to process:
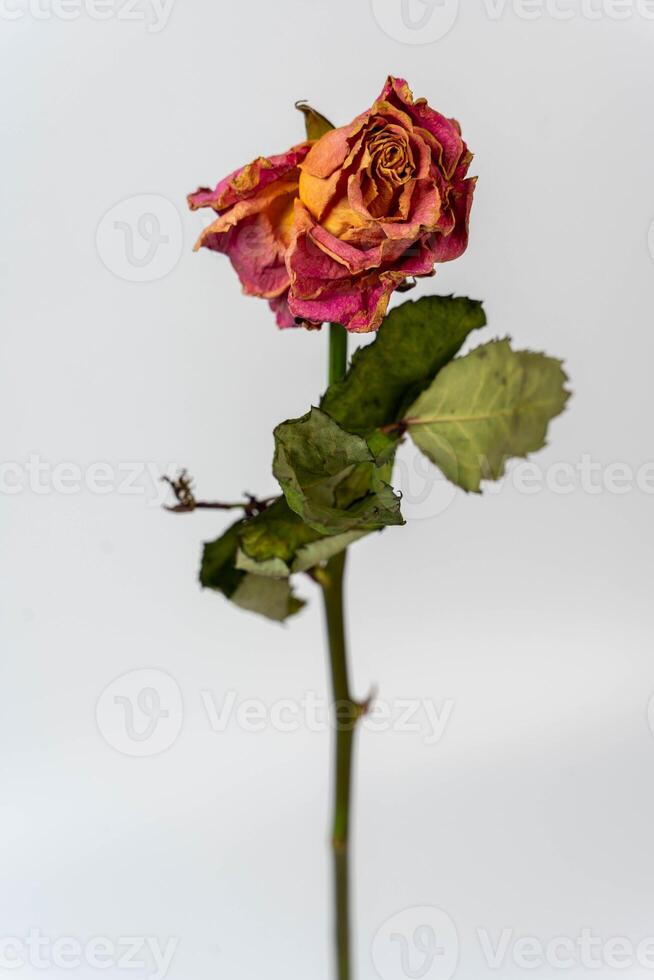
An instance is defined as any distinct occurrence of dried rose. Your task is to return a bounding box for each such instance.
[189,77,475,333]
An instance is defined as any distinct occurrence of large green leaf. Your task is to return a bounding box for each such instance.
[295,100,334,140]
[199,515,305,622]
[320,295,486,436]
[406,339,570,492]
[273,407,404,535]
[236,496,367,577]
[199,496,369,619]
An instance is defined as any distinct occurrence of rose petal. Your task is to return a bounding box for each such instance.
[268,292,298,329]
[188,142,311,213]
[429,176,477,262]
[289,275,393,333]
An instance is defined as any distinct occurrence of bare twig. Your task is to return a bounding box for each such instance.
[161,470,275,517]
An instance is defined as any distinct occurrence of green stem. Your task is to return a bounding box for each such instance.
[328,322,348,387]
[321,549,356,980]
[321,322,357,980]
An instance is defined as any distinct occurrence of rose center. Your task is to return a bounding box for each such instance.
[370,133,413,187]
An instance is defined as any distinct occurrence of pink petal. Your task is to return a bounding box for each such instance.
[188,142,311,213]
[268,292,298,329]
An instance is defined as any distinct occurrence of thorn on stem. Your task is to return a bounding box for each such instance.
[355,686,377,719]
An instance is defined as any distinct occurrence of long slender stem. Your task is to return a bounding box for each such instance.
[321,322,357,980]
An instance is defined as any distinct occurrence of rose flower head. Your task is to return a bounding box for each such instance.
[189,77,476,333]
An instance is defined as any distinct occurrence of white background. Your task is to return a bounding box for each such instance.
[3,1,654,977]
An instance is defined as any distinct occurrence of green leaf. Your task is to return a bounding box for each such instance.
[236,497,368,577]
[320,295,486,436]
[238,498,318,572]
[406,339,570,492]
[231,574,305,622]
[235,549,289,579]
[295,100,334,140]
[199,495,370,620]
[273,407,404,535]
[199,519,245,598]
[291,529,368,573]
[199,516,305,621]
